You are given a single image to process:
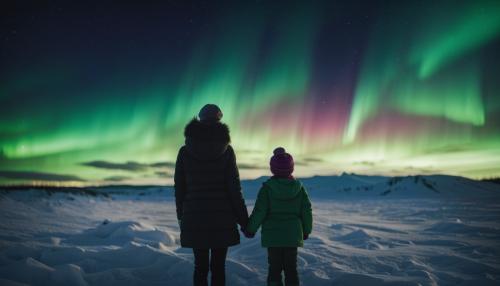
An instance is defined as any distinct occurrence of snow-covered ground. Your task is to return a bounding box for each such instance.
[1,175,500,285]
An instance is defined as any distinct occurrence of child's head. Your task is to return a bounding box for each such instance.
[270,147,294,178]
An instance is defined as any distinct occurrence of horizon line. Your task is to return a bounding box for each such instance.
[1,173,498,188]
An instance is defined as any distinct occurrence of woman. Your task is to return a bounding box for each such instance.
[174,104,249,286]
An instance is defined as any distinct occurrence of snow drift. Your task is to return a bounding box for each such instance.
[1,174,499,285]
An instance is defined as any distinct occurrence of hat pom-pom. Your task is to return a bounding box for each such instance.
[273,147,286,155]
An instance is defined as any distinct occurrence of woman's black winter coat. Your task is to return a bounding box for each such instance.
[174,119,249,248]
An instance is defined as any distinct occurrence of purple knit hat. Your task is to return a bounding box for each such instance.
[270,147,294,178]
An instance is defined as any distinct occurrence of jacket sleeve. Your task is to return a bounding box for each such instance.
[174,147,187,221]
[225,145,249,228]
[301,186,313,235]
[246,185,269,234]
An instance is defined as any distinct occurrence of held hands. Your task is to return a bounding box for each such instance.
[241,227,255,238]
[245,230,255,238]
[244,230,255,238]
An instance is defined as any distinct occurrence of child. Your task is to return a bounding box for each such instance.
[244,147,313,286]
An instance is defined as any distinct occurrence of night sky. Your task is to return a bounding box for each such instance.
[1,1,500,186]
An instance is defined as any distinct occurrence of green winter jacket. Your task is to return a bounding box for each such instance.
[246,177,313,247]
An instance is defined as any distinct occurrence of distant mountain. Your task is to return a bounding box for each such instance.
[482,178,500,184]
[1,174,498,200]
[243,174,500,199]
[296,174,500,199]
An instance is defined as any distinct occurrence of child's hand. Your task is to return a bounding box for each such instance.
[303,233,309,240]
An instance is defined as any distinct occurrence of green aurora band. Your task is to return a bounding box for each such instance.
[1,1,500,185]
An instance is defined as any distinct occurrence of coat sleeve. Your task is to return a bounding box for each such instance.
[246,185,269,234]
[174,147,187,221]
[300,186,313,235]
[225,145,249,228]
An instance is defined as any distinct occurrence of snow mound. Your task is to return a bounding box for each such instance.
[67,220,176,247]
[336,229,387,250]
[338,229,372,241]
[0,220,190,286]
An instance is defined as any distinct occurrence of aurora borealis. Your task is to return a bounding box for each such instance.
[1,1,500,185]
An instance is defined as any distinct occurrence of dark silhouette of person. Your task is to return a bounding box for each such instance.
[174,104,249,286]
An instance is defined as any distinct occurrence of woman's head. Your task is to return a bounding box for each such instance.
[183,104,229,160]
[270,147,294,178]
[198,104,223,123]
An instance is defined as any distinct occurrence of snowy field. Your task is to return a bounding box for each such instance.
[1,175,500,286]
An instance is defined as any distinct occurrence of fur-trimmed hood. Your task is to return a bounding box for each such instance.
[184,118,231,160]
